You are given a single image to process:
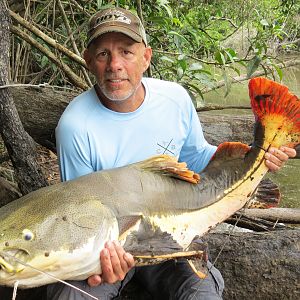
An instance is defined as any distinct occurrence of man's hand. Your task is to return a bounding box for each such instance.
[87,241,135,287]
[265,146,296,172]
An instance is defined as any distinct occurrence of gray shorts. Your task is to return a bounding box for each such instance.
[46,259,224,300]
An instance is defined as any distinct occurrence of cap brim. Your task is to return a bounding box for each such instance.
[87,25,143,47]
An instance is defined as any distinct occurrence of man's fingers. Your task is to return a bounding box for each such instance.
[269,147,289,162]
[87,274,102,287]
[106,241,126,280]
[123,252,135,269]
[113,241,130,275]
[88,242,136,286]
[280,146,296,158]
[265,146,292,172]
[100,247,116,283]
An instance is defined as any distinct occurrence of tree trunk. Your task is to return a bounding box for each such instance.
[0,2,48,195]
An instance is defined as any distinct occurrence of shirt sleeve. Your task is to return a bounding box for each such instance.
[55,115,94,182]
[179,101,217,173]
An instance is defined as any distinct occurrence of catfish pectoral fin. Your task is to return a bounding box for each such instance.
[134,250,205,268]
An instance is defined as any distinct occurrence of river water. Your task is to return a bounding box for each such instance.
[202,64,300,208]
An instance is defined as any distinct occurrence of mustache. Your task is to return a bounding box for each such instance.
[104,73,128,80]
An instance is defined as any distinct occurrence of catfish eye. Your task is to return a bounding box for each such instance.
[22,229,34,241]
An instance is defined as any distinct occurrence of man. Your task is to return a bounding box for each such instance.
[48,7,296,300]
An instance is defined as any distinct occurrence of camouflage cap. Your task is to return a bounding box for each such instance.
[87,7,147,47]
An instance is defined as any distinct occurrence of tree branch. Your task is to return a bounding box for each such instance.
[9,9,87,68]
[56,0,92,87]
[11,25,88,90]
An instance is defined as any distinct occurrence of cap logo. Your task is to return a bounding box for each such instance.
[95,10,132,29]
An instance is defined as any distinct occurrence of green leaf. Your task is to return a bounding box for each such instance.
[185,82,204,101]
[160,56,175,63]
[157,0,170,6]
[177,67,184,79]
[178,54,186,60]
[247,56,262,78]
[189,63,203,71]
[41,55,49,68]
[224,49,237,63]
[273,64,283,81]
[97,0,103,9]
[222,70,231,98]
[229,65,241,76]
[178,59,188,72]
[156,0,173,18]
[260,19,269,26]
[194,73,214,87]
[162,4,173,18]
[168,31,189,44]
[215,51,226,65]
[172,18,182,27]
[226,48,237,58]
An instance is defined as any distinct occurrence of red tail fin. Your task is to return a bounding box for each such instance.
[249,77,300,148]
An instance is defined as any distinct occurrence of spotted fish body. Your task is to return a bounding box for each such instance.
[0,77,300,288]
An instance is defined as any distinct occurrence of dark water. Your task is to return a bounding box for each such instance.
[201,64,300,208]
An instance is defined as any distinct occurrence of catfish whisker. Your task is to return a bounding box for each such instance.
[12,280,19,300]
[0,251,99,300]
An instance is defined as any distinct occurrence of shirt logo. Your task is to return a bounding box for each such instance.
[156,139,176,155]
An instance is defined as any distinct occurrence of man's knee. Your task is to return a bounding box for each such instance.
[46,270,135,300]
[177,263,224,300]
[47,281,88,300]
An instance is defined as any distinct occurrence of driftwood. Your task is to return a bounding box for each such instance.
[8,86,300,158]
[21,88,253,147]
[241,208,300,223]
[0,176,21,207]
[9,86,254,149]
[203,229,300,300]
[11,86,74,150]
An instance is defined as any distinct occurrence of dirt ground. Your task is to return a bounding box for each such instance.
[0,138,60,189]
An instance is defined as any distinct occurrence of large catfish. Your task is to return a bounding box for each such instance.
[0,77,299,288]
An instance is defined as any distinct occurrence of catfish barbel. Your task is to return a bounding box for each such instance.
[0,77,299,288]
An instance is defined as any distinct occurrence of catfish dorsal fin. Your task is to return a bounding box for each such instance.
[139,155,200,184]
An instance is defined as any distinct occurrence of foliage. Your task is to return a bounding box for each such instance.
[9,0,300,104]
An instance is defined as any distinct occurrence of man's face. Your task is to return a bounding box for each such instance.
[84,32,152,102]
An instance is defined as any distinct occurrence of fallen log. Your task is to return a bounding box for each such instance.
[117,229,300,300]
[11,86,73,151]
[240,208,300,224]
[202,229,300,300]
[7,86,300,158]
[0,176,21,207]
[12,86,254,149]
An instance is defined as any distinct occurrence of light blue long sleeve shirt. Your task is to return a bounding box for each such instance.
[56,78,217,181]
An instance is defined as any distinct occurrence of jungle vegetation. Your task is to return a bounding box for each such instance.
[7,0,300,104]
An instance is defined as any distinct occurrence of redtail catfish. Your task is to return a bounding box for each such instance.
[0,77,299,288]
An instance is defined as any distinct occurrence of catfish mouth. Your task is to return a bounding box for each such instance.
[0,248,30,274]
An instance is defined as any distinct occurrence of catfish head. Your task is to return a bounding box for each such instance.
[0,183,119,288]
